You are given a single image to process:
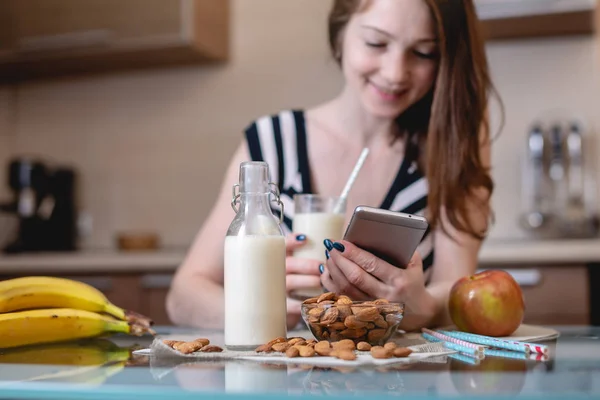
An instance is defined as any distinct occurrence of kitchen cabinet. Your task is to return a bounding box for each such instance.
[0,0,229,82]
[476,0,598,40]
[486,265,590,325]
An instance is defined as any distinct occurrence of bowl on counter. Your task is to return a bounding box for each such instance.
[300,294,405,346]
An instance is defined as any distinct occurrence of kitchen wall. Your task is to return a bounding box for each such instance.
[0,0,598,250]
[486,36,600,240]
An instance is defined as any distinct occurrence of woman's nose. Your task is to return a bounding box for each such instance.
[380,54,409,86]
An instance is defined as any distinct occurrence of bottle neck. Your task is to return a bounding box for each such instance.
[239,192,272,215]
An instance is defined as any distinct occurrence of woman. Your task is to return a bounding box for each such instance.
[167,0,499,331]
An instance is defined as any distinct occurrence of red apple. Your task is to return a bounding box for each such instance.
[449,270,525,337]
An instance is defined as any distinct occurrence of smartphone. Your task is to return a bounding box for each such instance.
[342,206,429,268]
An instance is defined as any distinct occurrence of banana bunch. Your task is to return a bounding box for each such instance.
[0,276,155,349]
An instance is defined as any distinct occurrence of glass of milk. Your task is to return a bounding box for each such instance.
[291,194,347,299]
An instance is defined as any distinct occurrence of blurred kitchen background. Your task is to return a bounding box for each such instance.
[0,0,598,326]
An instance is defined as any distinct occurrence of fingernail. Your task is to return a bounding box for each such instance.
[319,264,324,274]
[332,242,345,252]
[325,250,330,260]
[324,239,333,251]
[296,234,306,241]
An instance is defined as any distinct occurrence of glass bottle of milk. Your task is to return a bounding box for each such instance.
[224,161,287,350]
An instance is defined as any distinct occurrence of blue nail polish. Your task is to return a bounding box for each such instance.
[324,239,333,251]
[325,250,330,260]
[332,242,345,252]
[296,234,306,241]
[319,264,324,274]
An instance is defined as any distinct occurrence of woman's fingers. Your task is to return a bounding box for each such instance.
[328,248,388,297]
[321,258,371,300]
[331,240,400,285]
[286,256,321,276]
[285,233,308,255]
[286,274,321,292]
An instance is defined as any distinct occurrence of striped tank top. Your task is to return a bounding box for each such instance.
[244,109,434,271]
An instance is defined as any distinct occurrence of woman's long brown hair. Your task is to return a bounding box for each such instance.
[329,0,501,241]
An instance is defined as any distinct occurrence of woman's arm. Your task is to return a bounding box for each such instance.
[420,130,493,328]
[166,142,249,328]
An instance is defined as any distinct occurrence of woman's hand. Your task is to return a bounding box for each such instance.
[320,239,437,329]
[285,234,322,329]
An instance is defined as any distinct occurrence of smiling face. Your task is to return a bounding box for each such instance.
[338,0,440,119]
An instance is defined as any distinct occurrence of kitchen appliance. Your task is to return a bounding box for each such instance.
[519,118,599,238]
[0,158,78,253]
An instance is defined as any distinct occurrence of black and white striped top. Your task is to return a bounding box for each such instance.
[244,109,434,272]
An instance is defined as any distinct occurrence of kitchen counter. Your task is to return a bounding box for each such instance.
[0,326,599,399]
[1,238,600,273]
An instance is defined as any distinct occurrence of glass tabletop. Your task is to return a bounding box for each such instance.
[0,326,599,400]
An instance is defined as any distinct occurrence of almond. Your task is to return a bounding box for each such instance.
[328,321,346,331]
[310,323,323,337]
[306,339,317,345]
[255,343,273,353]
[366,323,375,330]
[344,315,367,329]
[353,306,379,322]
[286,347,300,358]
[374,315,388,329]
[317,292,336,303]
[340,328,367,339]
[200,345,223,353]
[337,305,353,320]
[314,341,332,356]
[193,338,210,347]
[371,346,392,359]
[308,307,325,318]
[320,307,339,325]
[163,340,184,348]
[332,339,356,351]
[373,298,390,304]
[298,346,316,357]
[287,337,305,346]
[173,341,204,354]
[334,350,357,361]
[303,297,319,304]
[267,337,287,346]
[384,342,398,350]
[272,343,291,352]
[335,295,353,305]
[319,300,335,305]
[356,341,372,351]
[393,347,413,358]
[367,329,387,343]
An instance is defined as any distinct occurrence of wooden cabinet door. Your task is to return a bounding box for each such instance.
[0,1,17,60]
[11,0,185,53]
[1,0,229,81]
[487,266,590,325]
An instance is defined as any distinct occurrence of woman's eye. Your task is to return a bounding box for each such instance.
[413,50,437,60]
[366,42,386,49]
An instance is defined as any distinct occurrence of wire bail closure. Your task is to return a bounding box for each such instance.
[231,183,284,224]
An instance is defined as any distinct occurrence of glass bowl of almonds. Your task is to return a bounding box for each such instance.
[300,292,405,346]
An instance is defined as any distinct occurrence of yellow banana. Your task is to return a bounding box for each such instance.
[0,308,133,349]
[0,339,132,366]
[0,276,125,320]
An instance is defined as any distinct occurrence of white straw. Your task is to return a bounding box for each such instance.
[334,148,370,213]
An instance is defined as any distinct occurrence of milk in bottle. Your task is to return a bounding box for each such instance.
[224,161,287,350]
